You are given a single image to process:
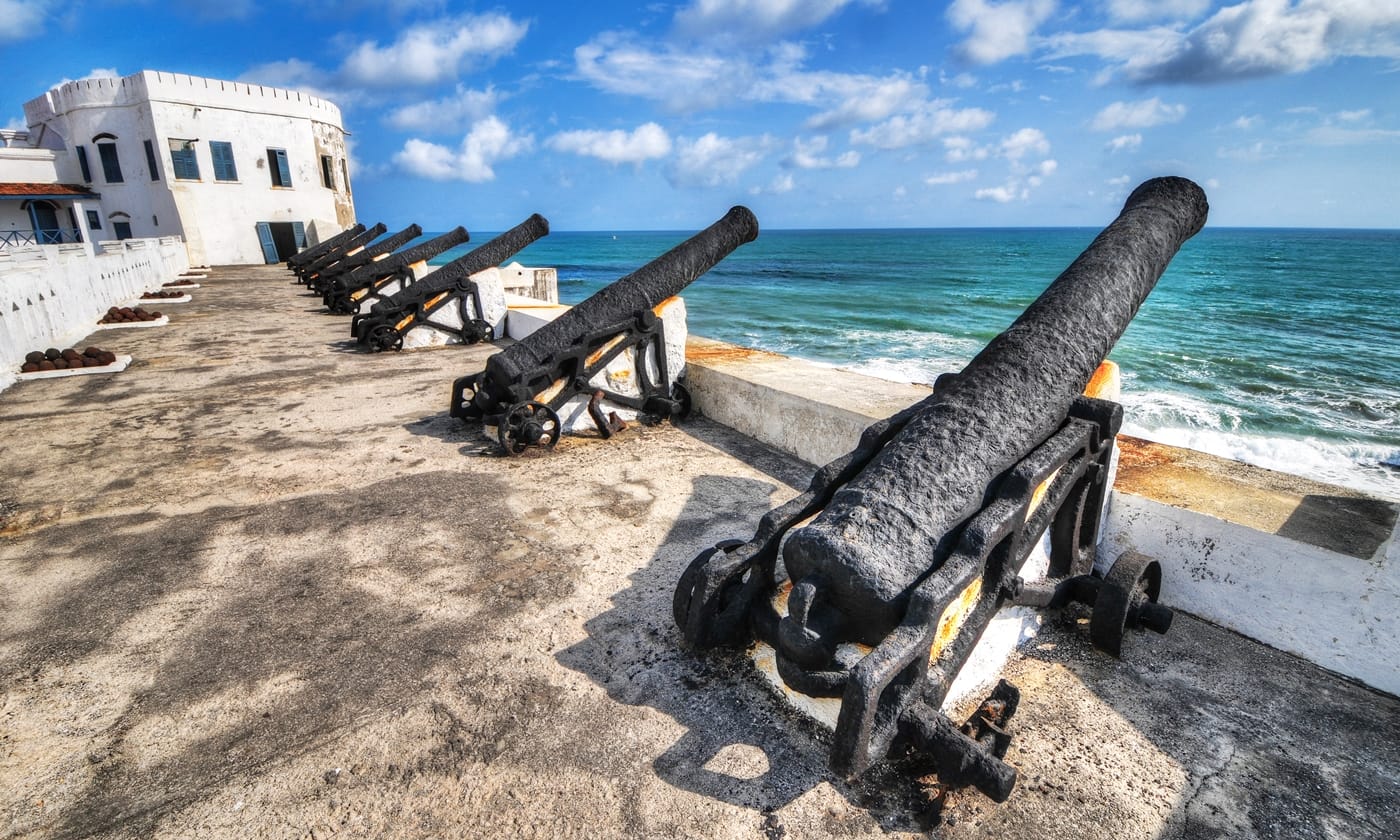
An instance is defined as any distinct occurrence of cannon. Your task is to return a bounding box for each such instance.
[450,205,759,454]
[308,223,423,296]
[351,214,550,352]
[322,226,470,314]
[286,223,365,272]
[673,178,1207,801]
[296,223,387,284]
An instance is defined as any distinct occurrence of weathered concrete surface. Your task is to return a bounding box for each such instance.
[2,266,1398,839]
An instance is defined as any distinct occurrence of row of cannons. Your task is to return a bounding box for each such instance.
[283,178,1208,807]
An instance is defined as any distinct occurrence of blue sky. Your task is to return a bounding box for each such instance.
[3,1,1398,230]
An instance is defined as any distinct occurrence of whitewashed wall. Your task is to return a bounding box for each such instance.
[0,237,189,391]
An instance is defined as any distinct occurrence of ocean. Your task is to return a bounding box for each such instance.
[429,226,1400,501]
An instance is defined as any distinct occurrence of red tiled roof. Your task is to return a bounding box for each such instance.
[0,182,100,197]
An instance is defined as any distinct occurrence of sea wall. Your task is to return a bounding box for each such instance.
[682,333,1400,699]
[0,237,189,389]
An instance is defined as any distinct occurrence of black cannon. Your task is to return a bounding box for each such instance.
[450,206,759,454]
[673,178,1206,801]
[286,223,365,272]
[308,223,423,296]
[296,223,387,284]
[322,227,470,314]
[351,214,550,352]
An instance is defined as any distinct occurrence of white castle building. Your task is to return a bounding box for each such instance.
[3,70,354,265]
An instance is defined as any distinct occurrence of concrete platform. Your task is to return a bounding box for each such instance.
[1,265,1397,838]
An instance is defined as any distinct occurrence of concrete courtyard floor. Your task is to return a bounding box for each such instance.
[1,265,1397,839]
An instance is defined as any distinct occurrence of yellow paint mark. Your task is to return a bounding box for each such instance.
[929,577,982,661]
[394,314,415,331]
[586,333,626,368]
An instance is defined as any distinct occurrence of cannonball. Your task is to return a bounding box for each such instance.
[149,311,162,319]
[85,347,102,358]
[85,357,104,367]
[51,358,68,370]
[37,360,55,371]
[45,348,61,360]
[61,349,81,362]
[20,362,38,373]
[99,352,117,365]
[25,350,44,364]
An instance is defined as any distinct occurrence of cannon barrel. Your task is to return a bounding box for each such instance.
[472,206,759,411]
[313,223,422,287]
[366,214,550,319]
[332,226,470,295]
[303,223,387,278]
[781,177,1207,644]
[288,223,364,269]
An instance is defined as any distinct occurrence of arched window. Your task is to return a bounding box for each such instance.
[107,211,133,240]
[92,133,123,182]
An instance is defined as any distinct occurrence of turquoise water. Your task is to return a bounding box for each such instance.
[429,226,1400,499]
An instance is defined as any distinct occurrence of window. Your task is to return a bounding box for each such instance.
[86,210,101,231]
[340,158,351,195]
[75,146,92,182]
[320,154,335,189]
[168,139,200,180]
[110,213,133,240]
[267,148,291,187]
[97,142,123,183]
[211,141,238,181]
[143,140,160,181]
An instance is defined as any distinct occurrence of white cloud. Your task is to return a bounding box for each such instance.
[394,117,533,182]
[341,13,528,87]
[675,0,870,41]
[547,123,673,165]
[925,169,978,185]
[0,0,46,42]
[1106,133,1143,151]
[1305,126,1400,146]
[1105,0,1210,23]
[944,135,992,162]
[975,184,1019,202]
[1216,140,1274,161]
[1123,0,1400,84]
[667,133,773,187]
[947,0,1056,64]
[386,86,501,132]
[240,59,349,103]
[849,103,996,149]
[1108,174,1131,186]
[751,173,796,195]
[1232,115,1261,130]
[999,127,1050,159]
[1091,97,1186,131]
[785,136,860,169]
[801,73,929,130]
[574,34,740,110]
[1336,109,1371,122]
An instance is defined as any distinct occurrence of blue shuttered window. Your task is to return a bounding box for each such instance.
[98,142,123,183]
[168,139,200,180]
[210,141,238,181]
[75,146,92,182]
[143,140,161,181]
[268,148,292,187]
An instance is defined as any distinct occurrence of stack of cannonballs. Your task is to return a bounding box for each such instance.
[19,347,118,373]
[100,305,162,324]
[141,290,186,300]
[163,279,197,287]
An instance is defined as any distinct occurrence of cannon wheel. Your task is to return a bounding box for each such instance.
[365,323,403,352]
[1089,550,1162,657]
[642,382,694,426]
[672,538,746,634]
[453,373,486,421]
[498,401,561,455]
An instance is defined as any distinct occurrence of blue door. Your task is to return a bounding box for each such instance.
[256,222,278,263]
[291,221,307,252]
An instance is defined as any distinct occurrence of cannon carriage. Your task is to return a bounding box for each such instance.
[294,223,387,284]
[673,178,1207,801]
[306,223,422,296]
[449,206,759,455]
[351,214,551,352]
[321,226,470,315]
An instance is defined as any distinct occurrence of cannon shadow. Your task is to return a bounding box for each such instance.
[553,420,944,829]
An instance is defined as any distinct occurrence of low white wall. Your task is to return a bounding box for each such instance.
[0,236,189,391]
[1102,492,1400,696]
